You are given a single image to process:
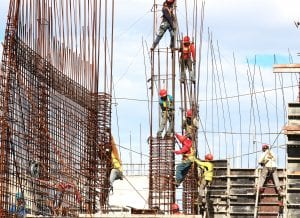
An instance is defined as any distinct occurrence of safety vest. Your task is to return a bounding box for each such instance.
[182,45,191,60]
[194,160,214,181]
[160,95,173,110]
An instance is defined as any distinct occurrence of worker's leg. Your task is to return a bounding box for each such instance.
[175,161,192,187]
[198,178,207,203]
[157,111,167,137]
[179,59,186,83]
[168,26,175,48]
[152,21,168,49]
[166,111,174,136]
[187,59,195,82]
[109,169,119,191]
[257,167,268,190]
[271,168,282,194]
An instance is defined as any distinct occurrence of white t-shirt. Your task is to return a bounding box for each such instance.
[258,149,277,168]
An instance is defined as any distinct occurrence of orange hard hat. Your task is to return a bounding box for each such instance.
[183,36,190,43]
[262,144,269,151]
[159,89,167,97]
[205,153,213,161]
[175,133,187,143]
[186,109,192,118]
[171,203,179,210]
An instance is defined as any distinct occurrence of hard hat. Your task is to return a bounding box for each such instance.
[262,144,269,150]
[205,153,213,161]
[186,109,192,118]
[183,36,190,43]
[171,203,179,210]
[175,133,187,143]
[159,89,167,97]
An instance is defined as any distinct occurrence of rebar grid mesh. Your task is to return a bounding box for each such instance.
[0,38,112,216]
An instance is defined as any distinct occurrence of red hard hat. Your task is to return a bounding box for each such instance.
[262,144,269,150]
[167,0,175,3]
[171,203,179,210]
[183,36,190,43]
[205,153,213,161]
[175,133,187,143]
[186,109,192,118]
[159,89,167,97]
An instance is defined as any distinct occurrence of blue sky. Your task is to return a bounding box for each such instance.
[1,0,300,170]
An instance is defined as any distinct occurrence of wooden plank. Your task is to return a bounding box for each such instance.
[273,64,300,73]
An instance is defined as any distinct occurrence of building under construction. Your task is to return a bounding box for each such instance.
[0,0,300,217]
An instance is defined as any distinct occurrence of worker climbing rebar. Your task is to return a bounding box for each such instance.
[151,0,176,50]
[182,109,198,140]
[179,35,196,83]
[157,89,174,138]
[194,154,214,205]
[174,133,194,187]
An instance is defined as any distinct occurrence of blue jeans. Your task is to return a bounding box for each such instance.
[152,20,175,49]
[175,160,192,185]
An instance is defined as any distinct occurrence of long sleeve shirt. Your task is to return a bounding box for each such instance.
[162,5,174,29]
[258,149,277,168]
[194,159,214,182]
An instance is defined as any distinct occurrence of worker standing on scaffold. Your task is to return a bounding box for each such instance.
[109,135,123,194]
[151,0,176,50]
[257,144,283,197]
[157,89,174,138]
[179,35,196,83]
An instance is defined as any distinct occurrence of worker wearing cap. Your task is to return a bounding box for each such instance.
[157,89,174,138]
[257,144,283,197]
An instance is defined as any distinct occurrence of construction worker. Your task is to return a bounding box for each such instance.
[194,154,214,204]
[151,0,176,50]
[182,109,198,140]
[179,35,196,83]
[174,133,194,187]
[157,89,174,138]
[109,136,123,193]
[257,144,283,196]
[171,203,181,214]
[9,192,27,217]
